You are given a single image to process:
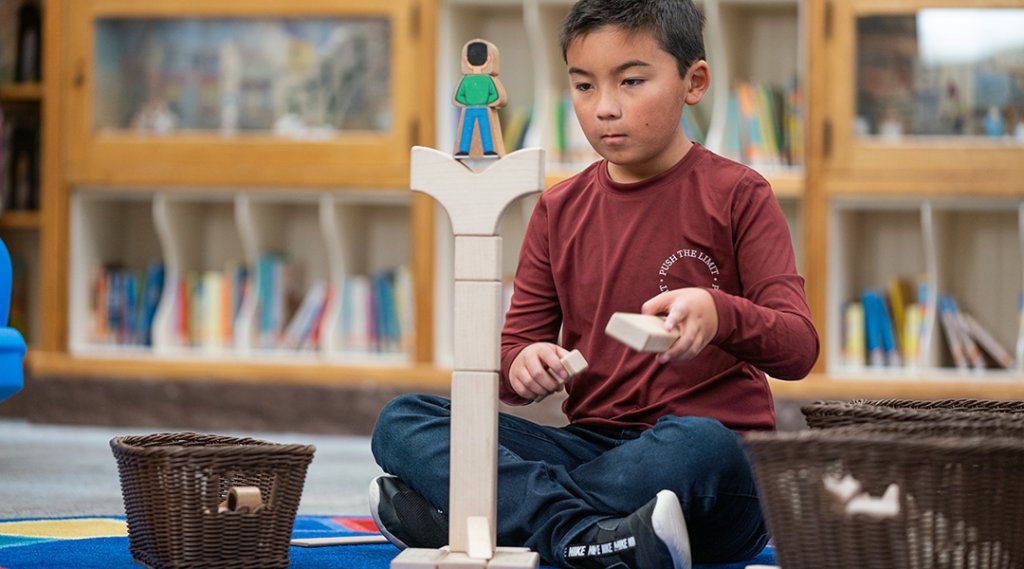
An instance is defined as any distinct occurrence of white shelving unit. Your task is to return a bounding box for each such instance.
[828,197,1023,379]
[68,189,414,365]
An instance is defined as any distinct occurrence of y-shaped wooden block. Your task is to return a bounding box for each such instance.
[407,146,544,568]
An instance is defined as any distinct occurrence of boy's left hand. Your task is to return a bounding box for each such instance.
[641,288,719,364]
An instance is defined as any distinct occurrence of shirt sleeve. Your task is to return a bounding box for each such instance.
[499,194,563,405]
[707,174,820,379]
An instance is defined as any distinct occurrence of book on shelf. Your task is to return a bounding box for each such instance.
[722,82,803,171]
[14,0,41,83]
[0,112,40,213]
[862,289,901,367]
[500,104,531,153]
[280,279,328,351]
[91,263,165,347]
[937,295,1011,371]
[843,283,925,369]
[842,301,865,367]
[962,312,1014,369]
[1018,293,1024,372]
[555,92,600,168]
[337,267,413,355]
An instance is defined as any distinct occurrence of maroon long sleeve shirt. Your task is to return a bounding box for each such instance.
[499,144,819,432]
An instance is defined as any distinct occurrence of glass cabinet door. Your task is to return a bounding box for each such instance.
[65,0,428,188]
[822,0,1024,195]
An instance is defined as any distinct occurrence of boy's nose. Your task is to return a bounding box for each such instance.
[595,92,621,120]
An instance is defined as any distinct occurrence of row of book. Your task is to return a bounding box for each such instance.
[0,1,41,84]
[510,81,802,172]
[841,277,1015,370]
[719,81,803,170]
[0,109,41,214]
[92,263,165,346]
[90,258,414,355]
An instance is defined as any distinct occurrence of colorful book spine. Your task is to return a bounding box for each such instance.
[962,312,1013,369]
[938,295,968,370]
[843,301,865,367]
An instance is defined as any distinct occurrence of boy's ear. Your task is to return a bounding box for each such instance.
[683,60,710,105]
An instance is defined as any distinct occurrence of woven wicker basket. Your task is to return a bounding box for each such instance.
[110,433,316,569]
[802,398,1024,429]
[744,422,1024,569]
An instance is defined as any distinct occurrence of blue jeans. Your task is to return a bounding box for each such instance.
[371,394,768,566]
[459,107,494,154]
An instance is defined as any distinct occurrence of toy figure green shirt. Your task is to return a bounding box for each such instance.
[455,74,499,106]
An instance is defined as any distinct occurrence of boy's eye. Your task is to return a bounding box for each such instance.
[623,78,645,87]
[573,82,593,92]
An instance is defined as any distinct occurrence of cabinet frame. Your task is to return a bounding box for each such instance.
[820,0,1024,195]
[63,0,426,188]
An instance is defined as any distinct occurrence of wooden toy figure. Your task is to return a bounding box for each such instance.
[454,39,507,159]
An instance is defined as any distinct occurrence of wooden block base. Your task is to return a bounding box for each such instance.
[391,547,539,569]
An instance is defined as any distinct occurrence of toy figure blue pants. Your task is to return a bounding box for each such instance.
[458,107,494,154]
[371,394,768,566]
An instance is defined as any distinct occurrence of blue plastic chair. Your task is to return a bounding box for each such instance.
[0,237,26,402]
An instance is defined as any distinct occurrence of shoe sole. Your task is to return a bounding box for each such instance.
[368,476,409,550]
[652,490,692,569]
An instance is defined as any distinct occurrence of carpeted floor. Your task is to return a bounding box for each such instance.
[0,421,779,568]
[0,516,777,568]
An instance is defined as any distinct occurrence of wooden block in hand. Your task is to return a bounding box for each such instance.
[560,349,588,376]
[538,349,588,402]
[604,312,679,352]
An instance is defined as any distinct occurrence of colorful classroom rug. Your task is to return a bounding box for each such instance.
[0,516,776,568]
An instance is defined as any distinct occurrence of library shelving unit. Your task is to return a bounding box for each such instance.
[0,0,47,351]
[31,0,451,388]
[780,0,1024,400]
[433,0,808,365]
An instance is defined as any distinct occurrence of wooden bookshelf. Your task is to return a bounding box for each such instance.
[0,83,43,102]
[0,211,42,229]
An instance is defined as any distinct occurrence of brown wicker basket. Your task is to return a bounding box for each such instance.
[744,421,1024,569]
[110,433,316,569]
[802,398,1024,429]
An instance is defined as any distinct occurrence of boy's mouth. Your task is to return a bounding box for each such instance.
[601,133,627,143]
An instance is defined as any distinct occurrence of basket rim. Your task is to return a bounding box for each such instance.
[743,427,1024,455]
[110,432,316,457]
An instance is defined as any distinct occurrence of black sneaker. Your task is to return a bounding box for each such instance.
[563,490,692,569]
[368,475,449,550]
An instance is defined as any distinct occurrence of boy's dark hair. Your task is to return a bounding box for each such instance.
[560,0,706,77]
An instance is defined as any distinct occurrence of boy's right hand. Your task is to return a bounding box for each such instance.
[509,342,571,402]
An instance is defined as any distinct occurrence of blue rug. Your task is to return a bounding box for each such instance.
[0,516,775,568]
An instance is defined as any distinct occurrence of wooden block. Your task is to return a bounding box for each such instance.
[454,236,502,281]
[604,312,680,352]
[449,371,498,555]
[488,549,540,569]
[466,516,494,560]
[453,281,502,371]
[438,552,488,569]
[560,349,589,376]
[391,547,449,568]
[410,147,544,236]
[291,535,390,547]
[538,349,589,402]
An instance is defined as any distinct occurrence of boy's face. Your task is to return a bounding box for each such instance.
[566,26,708,183]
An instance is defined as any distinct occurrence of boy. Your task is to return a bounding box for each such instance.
[370,0,819,567]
